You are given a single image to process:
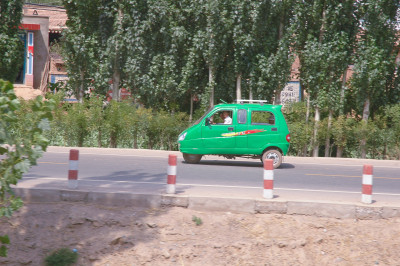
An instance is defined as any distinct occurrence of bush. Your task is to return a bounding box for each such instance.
[13,92,400,159]
[44,248,78,266]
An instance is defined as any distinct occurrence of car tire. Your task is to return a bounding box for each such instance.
[183,153,202,164]
[262,149,282,169]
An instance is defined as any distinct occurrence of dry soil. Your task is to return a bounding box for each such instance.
[1,202,400,265]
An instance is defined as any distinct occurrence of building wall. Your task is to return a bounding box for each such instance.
[21,15,49,89]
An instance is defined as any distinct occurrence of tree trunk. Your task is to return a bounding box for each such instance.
[305,93,310,123]
[312,106,320,157]
[133,131,138,149]
[339,67,348,116]
[319,8,326,42]
[303,94,310,156]
[112,66,120,101]
[209,65,214,107]
[274,90,281,105]
[360,97,370,158]
[398,147,400,160]
[78,70,84,102]
[189,93,193,123]
[98,130,102,148]
[324,109,333,157]
[336,146,343,158]
[112,8,122,102]
[236,73,242,101]
[110,131,117,148]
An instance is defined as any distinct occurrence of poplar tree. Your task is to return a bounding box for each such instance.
[350,0,400,158]
[0,0,24,82]
[62,0,102,101]
[292,0,358,157]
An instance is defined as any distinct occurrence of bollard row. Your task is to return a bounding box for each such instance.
[164,156,375,204]
[64,152,375,204]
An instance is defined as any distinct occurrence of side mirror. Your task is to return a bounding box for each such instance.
[205,117,211,126]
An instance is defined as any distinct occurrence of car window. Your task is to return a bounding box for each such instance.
[237,109,247,124]
[210,110,233,125]
[251,111,275,125]
[194,106,213,125]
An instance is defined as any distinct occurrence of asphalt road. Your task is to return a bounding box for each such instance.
[20,146,400,204]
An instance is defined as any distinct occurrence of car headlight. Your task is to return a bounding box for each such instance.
[178,132,187,141]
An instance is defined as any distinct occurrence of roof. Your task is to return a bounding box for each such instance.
[213,102,282,110]
[23,3,67,33]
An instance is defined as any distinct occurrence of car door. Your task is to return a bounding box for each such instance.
[247,109,280,152]
[201,109,236,153]
[235,108,249,152]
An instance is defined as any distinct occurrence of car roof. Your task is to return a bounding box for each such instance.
[213,103,282,111]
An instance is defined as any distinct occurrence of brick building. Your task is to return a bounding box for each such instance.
[14,3,67,99]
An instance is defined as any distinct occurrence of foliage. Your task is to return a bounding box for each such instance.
[8,0,400,159]
[19,93,190,150]
[0,235,10,257]
[63,101,89,147]
[61,0,296,110]
[62,0,103,101]
[284,100,400,159]
[0,0,24,82]
[44,248,78,266]
[284,102,313,156]
[192,215,203,226]
[0,80,54,256]
[24,0,63,5]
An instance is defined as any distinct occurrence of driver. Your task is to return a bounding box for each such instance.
[220,111,232,124]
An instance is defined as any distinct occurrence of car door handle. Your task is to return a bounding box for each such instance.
[271,127,278,132]
[228,127,234,131]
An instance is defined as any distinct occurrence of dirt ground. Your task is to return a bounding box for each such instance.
[1,202,400,266]
[13,86,43,100]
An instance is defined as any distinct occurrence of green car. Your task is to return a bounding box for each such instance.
[178,100,291,168]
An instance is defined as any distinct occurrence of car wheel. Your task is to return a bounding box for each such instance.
[262,149,282,169]
[183,153,202,164]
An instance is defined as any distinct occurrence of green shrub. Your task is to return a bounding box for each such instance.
[64,102,89,147]
[44,248,78,266]
[86,96,106,147]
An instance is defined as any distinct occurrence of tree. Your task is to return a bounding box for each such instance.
[193,0,232,107]
[62,0,102,101]
[0,0,24,82]
[0,80,54,256]
[230,0,253,101]
[252,0,294,104]
[291,0,359,157]
[350,0,400,158]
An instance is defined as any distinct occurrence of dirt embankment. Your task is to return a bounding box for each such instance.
[1,202,400,265]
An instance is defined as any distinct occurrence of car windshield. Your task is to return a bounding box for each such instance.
[193,106,213,125]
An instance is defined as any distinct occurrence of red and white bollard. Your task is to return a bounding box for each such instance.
[68,149,79,189]
[362,164,373,204]
[167,154,177,194]
[263,159,274,199]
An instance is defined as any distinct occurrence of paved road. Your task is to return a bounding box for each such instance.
[20,146,400,205]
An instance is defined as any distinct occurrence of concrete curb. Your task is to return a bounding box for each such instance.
[13,188,400,220]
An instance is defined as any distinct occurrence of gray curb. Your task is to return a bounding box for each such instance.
[13,188,400,220]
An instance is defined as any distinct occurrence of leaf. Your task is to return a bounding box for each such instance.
[0,245,7,257]
[0,235,10,245]
[0,147,7,155]
[14,160,30,174]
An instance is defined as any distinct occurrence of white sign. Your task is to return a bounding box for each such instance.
[280,81,300,106]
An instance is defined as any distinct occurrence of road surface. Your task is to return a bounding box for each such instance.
[20,146,400,205]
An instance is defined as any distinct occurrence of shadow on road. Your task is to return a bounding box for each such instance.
[187,160,295,169]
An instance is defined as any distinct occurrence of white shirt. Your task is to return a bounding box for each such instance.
[224,116,232,124]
